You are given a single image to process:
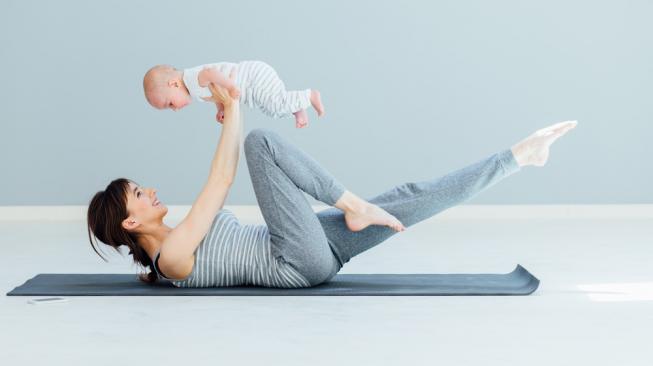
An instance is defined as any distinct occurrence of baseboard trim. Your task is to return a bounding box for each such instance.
[0,205,651,221]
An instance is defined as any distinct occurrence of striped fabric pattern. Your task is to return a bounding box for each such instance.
[183,60,312,119]
[170,209,311,288]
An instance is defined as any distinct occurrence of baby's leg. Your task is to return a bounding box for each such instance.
[294,110,308,128]
[310,90,325,117]
[288,89,325,127]
[247,61,313,121]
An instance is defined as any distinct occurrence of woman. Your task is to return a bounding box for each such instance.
[87,77,577,288]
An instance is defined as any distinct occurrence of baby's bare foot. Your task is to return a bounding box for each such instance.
[310,90,325,117]
[294,110,308,128]
[511,120,578,167]
[344,202,405,232]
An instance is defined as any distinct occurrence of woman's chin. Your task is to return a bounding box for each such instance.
[155,204,168,217]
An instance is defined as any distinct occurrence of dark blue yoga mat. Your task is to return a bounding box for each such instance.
[6,265,539,296]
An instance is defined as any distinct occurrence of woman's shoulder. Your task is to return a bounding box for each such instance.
[204,209,241,236]
[154,252,193,281]
[214,208,239,223]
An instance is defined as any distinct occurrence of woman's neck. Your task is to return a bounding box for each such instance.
[137,222,174,260]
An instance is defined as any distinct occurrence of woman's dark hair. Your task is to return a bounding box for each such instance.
[86,178,158,284]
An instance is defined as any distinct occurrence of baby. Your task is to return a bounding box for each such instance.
[143,60,324,128]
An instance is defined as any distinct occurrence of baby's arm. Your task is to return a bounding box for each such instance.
[198,67,240,99]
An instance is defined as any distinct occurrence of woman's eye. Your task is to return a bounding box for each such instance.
[137,192,141,198]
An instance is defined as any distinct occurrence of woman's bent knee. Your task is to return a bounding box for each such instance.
[244,128,277,147]
[244,128,271,158]
[301,257,340,287]
[244,128,281,158]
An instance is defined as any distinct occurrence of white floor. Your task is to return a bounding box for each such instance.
[1,209,652,365]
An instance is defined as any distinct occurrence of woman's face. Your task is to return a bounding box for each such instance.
[122,181,168,233]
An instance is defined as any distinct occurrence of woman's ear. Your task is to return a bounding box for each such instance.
[122,217,139,231]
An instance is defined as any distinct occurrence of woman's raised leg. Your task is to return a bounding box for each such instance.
[316,149,519,266]
[317,120,578,267]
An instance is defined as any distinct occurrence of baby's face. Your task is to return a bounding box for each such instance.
[150,85,191,111]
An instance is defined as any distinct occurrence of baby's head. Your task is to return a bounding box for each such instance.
[143,65,192,111]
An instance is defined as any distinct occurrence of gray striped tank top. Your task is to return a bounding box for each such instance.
[154,209,310,288]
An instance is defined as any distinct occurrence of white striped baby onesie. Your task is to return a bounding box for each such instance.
[183,60,311,119]
[153,209,311,288]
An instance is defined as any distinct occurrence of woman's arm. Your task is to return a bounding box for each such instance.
[159,76,242,278]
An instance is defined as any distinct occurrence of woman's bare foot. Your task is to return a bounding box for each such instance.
[511,120,578,167]
[335,191,405,232]
[310,90,325,117]
[345,203,406,232]
[294,110,308,128]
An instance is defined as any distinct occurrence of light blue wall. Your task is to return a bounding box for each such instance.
[1,0,651,205]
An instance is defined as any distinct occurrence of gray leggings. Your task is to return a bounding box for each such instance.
[244,128,521,287]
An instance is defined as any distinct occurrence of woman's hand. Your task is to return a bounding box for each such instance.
[207,68,239,111]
